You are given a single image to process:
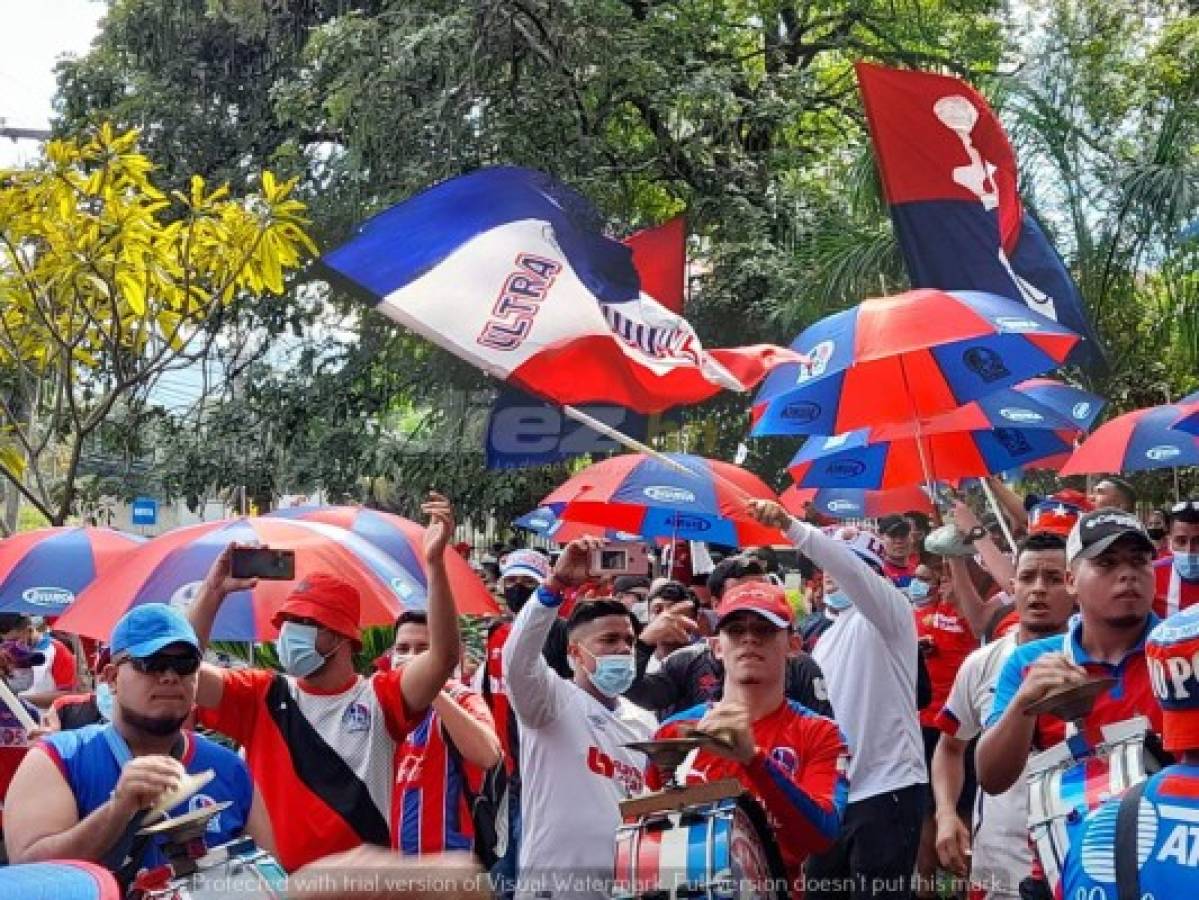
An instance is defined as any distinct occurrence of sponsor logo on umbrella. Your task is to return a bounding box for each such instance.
[664,514,711,532]
[796,340,835,383]
[826,500,861,513]
[1072,402,1092,420]
[994,316,1042,332]
[21,587,73,608]
[1000,407,1044,423]
[780,401,822,423]
[390,575,419,600]
[169,580,204,611]
[1146,445,1182,462]
[825,460,867,478]
[643,486,696,504]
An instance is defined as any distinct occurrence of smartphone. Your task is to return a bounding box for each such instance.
[588,542,649,577]
[230,547,295,580]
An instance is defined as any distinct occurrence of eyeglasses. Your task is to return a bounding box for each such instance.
[1171,501,1199,514]
[116,652,202,677]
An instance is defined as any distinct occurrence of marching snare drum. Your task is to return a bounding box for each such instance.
[613,794,787,900]
[1026,715,1156,893]
[128,838,287,899]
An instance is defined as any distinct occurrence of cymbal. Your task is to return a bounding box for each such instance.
[138,800,231,837]
[144,769,216,823]
[626,731,735,772]
[1024,677,1118,720]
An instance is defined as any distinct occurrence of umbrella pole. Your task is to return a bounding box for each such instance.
[897,357,940,525]
[979,477,1019,554]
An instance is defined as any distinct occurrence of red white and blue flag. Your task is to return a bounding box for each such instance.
[856,63,1104,369]
[320,167,799,414]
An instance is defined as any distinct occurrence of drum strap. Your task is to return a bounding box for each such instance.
[1115,779,1146,900]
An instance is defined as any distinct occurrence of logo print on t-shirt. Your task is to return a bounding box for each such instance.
[188,793,222,833]
[343,702,371,733]
[770,746,799,776]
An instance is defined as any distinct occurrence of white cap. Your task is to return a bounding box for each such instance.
[499,549,550,584]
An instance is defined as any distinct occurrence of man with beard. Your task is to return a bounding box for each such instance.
[977,510,1163,800]
[4,604,274,876]
[932,533,1074,899]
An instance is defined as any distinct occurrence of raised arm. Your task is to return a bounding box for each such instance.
[399,493,463,715]
[746,501,912,641]
[188,543,257,709]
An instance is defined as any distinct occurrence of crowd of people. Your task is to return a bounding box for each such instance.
[0,480,1197,899]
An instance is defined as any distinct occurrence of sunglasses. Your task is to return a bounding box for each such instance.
[117,652,202,677]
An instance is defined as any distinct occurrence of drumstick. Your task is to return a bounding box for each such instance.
[0,678,39,732]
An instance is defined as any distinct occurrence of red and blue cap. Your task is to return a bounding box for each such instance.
[1146,607,1199,752]
[715,581,794,629]
[110,603,200,659]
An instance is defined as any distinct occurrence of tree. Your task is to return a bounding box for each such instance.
[0,124,315,528]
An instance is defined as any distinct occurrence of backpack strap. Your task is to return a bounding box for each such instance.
[1115,778,1147,900]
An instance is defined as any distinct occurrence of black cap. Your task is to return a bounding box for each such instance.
[1066,508,1155,566]
[648,579,693,603]
[878,515,911,537]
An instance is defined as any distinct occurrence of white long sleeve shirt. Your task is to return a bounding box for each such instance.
[502,595,654,900]
[787,520,926,802]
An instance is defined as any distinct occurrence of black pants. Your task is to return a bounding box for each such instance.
[804,784,926,900]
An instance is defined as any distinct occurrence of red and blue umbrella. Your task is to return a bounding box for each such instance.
[788,422,1073,490]
[781,485,933,520]
[514,507,644,544]
[0,527,145,615]
[1060,403,1199,475]
[1172,391,1199,436]
[267,506,499,615]
[1013,378,1105,431]
[541,452,786,547]
[751,289,1079,436]
[55,517,428,642]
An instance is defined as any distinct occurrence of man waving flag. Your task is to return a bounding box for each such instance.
[320,167,799,413]
[856,62,1104,369]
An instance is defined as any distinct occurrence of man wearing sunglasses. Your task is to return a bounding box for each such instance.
[4,604,274,879]
[1153,499,1199,618]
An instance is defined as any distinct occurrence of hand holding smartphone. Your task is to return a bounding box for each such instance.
[230,547,295,580]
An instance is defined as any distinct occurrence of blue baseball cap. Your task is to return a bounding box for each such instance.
[110,604,200,659]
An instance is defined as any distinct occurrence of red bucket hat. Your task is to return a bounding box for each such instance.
[271,573,362,644]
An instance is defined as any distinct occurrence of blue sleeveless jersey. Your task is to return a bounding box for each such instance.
[41,724,253,870]
[1062,763,1199,898]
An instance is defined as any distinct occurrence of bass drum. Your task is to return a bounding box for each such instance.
[614,794,788,900]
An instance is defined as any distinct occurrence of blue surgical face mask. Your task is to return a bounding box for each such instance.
[95,681,114,721]
[1176,553,1199,581]
[824,590,852,611]
[579,647,636,698]
[908,579,933,605]
[276,622,336,679]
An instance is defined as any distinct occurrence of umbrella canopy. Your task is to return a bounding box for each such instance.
[267,506,498,615]
[789,425,1073,490]
[0,527,146,615]
[514,507,643,544]
[751,289,1079,436]
[1172,391,1199,436]
[1013,378,1106,432]
[1060,403,1199,475]
[781,485,933,520]
[55,518,429,642]
[541,452,786,547]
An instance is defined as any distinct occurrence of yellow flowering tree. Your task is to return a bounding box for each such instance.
[0,124,316,527]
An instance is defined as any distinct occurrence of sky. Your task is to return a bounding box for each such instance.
[0,0,105,166]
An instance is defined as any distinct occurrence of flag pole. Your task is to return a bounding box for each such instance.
[979,477,1018,554]
[562,404,759,502]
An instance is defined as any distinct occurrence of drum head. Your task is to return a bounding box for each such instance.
[1024,677,1117,720]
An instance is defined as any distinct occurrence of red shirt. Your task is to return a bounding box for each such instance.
[1153,557,1199,618]
[392,682,493,855]
[200,667,417,871]
[914,601,979,728]
[649,700,849,891]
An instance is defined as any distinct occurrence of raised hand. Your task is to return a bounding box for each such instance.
[549,537,604,591]
[200,543,259,602]
[745,499,791,531]
[422,492,456,566]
